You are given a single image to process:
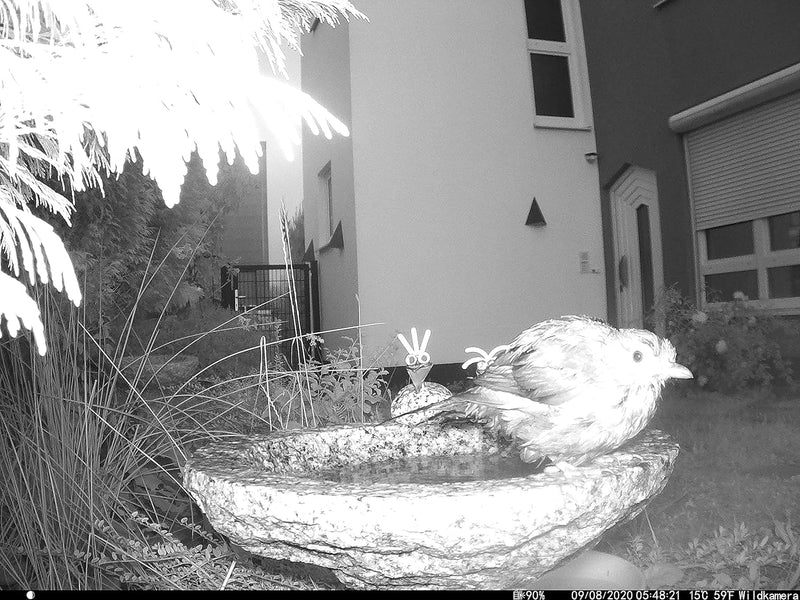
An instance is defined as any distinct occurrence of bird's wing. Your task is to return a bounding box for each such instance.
[453,386,548,434]
[475,317,615,406]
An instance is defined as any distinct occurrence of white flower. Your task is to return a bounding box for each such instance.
[715,340,728,354]
[691,311,708,324]
[307,334,325,347]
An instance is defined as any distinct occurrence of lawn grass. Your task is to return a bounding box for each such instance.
[597,385,800,589]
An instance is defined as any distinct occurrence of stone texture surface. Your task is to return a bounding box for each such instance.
[184,423,678,589]
[390,382,453,424]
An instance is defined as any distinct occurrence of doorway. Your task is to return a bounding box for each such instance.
[610,166,665,330]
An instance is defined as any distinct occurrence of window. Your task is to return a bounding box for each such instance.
[683,91,800,313]
[319,162,333,239]
[524,0,588,128]
[698,211,800,312]
[705,221,754,259]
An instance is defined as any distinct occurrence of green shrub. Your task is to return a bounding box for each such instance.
[298,338,388,426]
[55,152,251,344]
[130,302,282,377]
[200,337,390,431]
[651,287,796,392]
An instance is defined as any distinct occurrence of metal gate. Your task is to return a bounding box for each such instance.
[220,263,320,339]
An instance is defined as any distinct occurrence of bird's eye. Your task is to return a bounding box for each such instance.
[633,350,643,362]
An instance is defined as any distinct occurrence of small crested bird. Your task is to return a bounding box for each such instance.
[423,316,692,470]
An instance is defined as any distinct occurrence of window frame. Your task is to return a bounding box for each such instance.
[525,0,590,130]
[318,161,334,241]
[698,215,800,314]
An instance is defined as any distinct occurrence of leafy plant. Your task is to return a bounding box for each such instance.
[131,302,282,377]
[650,286,797,392]
[300,338,388,426]
[204,336,390,431]
[61,152,253,314]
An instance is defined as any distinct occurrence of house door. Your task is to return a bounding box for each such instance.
[610,166,665,330]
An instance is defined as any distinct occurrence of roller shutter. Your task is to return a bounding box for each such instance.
[686,90,800,230]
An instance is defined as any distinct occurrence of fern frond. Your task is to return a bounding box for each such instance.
[0,195,82,303]
[0,270,46,354]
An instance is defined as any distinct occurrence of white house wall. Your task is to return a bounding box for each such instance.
[302,21,361,345]
[349,0,606,366]
[302,0,607,367]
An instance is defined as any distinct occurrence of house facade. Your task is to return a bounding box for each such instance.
[301,0,608,368]
[579,0,800,325]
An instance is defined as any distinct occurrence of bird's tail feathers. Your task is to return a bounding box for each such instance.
[386,387,543,427]
[454,387,544,414]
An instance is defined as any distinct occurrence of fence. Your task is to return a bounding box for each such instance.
[220,263,320,343]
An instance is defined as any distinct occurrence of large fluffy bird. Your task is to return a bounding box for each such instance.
[426,316,692,470]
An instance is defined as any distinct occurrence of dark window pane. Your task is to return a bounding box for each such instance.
[705,221,754,259]
[769,211,800,251]
[768,265,800,298]
[636,204,655,316]
[525,0,566,42]
[530,53,574,117]
[704,271,759,302]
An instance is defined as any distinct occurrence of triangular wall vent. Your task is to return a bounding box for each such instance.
[525,197,546,226]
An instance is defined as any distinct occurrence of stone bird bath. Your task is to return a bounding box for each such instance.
[183,419,678,589]
[185,327,678,588]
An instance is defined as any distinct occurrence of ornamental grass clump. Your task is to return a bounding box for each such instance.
[0,286,274,589]
[0,281,388,589]
[651,287,797,393]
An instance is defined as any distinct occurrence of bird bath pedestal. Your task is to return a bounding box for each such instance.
[184,421,678,589]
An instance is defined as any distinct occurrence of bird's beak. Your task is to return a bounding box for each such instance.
[666,362,693,380]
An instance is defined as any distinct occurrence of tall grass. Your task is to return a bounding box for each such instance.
[0,289,152,589]
[0,253,389,589]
